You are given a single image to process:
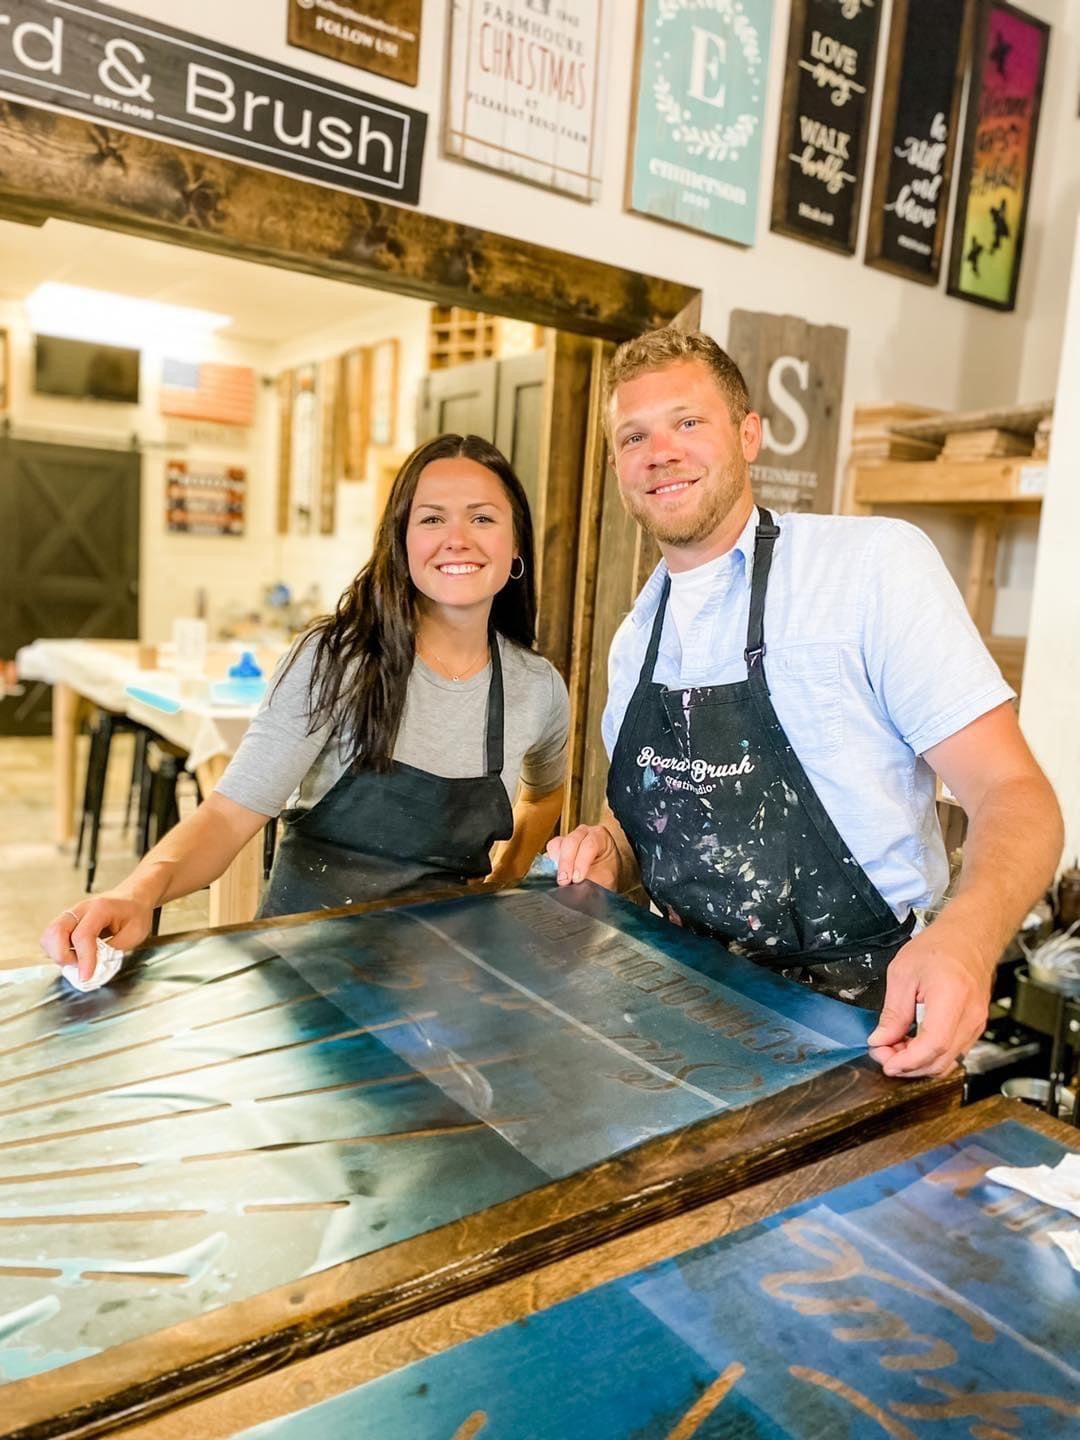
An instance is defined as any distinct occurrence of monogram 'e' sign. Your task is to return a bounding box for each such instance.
[0,0,427,202]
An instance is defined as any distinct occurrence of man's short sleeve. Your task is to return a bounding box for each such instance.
[861,521,1015,756]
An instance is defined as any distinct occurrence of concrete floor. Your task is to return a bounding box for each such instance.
[0,734,208,972]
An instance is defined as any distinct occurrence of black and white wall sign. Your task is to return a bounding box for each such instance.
[770,0,884,255]
[0,0,427,203]
[865,0,970,284]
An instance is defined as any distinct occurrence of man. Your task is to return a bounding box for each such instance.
[549,327,1062,1079]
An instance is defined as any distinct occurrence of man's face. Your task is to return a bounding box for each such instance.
[608,358,758,550]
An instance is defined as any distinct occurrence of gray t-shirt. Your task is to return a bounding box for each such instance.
[216,633,570,818]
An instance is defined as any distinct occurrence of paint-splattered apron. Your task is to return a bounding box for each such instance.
[260,639,514,918]
[607,508,915,1009]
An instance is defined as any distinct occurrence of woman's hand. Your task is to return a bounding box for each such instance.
[40,896,154,983]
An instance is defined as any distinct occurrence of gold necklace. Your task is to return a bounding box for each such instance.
[418,640,490,682]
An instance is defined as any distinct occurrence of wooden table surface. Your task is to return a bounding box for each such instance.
[0,884,961,1440]
[118,1098,1079,1440]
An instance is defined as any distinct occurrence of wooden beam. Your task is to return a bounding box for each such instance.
[534,332,595,680]
[0,102,695,343]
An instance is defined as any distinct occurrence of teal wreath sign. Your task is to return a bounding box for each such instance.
[629,0,773,245]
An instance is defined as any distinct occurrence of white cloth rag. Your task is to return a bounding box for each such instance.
[61,937,124,993]
[985,1152,1080,1222]
[1048,1230,1080,1273]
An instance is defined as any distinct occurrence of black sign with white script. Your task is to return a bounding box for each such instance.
[771,0,883,255]
[0,0,426,203]
[865,0,969,284]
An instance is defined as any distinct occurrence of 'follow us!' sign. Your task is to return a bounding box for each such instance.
[627,0,773,247]
[0,0,426,203]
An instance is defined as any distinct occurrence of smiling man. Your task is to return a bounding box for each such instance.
[550,327,1062,1079]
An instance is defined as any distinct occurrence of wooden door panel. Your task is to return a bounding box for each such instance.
[415,361,498,442]
[0,439,140,734]
[494,349,546,519]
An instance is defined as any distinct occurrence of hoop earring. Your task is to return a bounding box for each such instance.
[509,556,525,580]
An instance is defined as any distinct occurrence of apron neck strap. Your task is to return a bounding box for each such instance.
[745,506,780,683]
[485,632,505,776]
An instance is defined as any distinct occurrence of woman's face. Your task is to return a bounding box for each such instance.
[406,458,517,616]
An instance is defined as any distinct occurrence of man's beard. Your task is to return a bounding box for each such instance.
[622,456,746,547]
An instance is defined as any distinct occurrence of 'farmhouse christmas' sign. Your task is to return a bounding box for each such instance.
[0,0,426,202]
[771,0,883,255]
[626,0,773,247]
[865,0,970,285]
[444,0,605,200]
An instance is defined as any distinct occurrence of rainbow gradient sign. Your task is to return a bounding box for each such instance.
[948,1,1050,311]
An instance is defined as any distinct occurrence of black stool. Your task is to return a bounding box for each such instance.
[75,710,146,893]
[140,737,202,937]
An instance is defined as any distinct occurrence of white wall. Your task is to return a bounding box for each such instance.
[0,296,274,641]
[1020,217,1080,868]
[266,295,431,612]
[109,0,1076,422]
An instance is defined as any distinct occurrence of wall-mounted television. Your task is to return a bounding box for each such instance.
[33,334,141,404]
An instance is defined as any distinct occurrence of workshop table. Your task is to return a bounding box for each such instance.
[121,1098,1080,1440]
[16,638,285,925]
[0,882,960,1439]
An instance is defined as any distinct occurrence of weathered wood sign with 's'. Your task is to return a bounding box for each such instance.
[771,0,884,254]
[727,309,848,514]
[0,0,426,203]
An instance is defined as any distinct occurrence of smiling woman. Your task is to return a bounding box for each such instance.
[41,435,570,980]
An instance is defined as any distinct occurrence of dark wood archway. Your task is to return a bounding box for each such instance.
[0,102,702,826]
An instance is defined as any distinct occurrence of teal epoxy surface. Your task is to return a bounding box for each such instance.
[0,883,873,1384]
[239,1120,1080,1439]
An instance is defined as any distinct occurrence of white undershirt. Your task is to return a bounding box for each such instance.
[667,552,732,647]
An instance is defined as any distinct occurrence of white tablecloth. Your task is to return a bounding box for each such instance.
[16,640,281,771]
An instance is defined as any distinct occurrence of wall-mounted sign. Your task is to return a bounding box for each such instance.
[444,0,605,201]
[727,309,848,514]
[165,460,246,537]
[626,0,773,247]
[865,0,971,286]
[160,359,255,427]
[770,0,884,255]
[947,1,1050,312]
[0,0,426,203]
[286,0,422,88]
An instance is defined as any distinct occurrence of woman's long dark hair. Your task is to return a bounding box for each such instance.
[297,433,537,770]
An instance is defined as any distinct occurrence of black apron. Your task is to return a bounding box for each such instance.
[607,508,914,1010]
[260,639,514,918]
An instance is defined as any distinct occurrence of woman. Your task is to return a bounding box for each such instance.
[44,434,569,982]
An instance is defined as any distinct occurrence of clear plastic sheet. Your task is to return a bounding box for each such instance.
[0,883,873,1384]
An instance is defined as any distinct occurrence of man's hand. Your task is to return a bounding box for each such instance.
[867,919,993,1078]
[40,896,153,983]
[546,824,623,890]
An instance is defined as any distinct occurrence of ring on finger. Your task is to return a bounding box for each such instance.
[63,909,80,923]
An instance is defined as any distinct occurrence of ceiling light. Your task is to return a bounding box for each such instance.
[25,283,231,349]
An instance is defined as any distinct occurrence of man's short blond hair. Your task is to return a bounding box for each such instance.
[605,327,751,425]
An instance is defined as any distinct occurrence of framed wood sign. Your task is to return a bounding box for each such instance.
[865,0,972,285]
[727,309,848,514]
[626,0,774,247]
[369,337,400,447]
[947,1,1050,312]
[770,0,884,255]
[444,0,605,200]
[286,0,422,87]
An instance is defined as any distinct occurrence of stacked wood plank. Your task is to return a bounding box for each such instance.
[940,428,1033,461]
